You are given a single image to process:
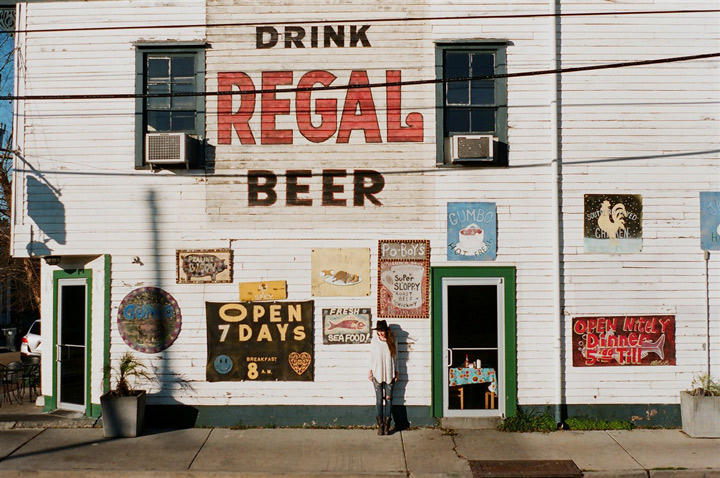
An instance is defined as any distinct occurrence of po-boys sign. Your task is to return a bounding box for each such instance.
[206,301,313,381]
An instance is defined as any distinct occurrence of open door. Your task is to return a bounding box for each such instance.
[56,278,88,412]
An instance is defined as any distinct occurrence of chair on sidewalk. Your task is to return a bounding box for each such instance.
[1,361,25,405]
[23,358,41,401]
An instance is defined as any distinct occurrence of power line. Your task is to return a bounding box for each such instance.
[3,52,718,102]
[3,9,719,35]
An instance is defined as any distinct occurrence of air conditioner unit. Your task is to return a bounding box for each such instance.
[145,132,193,165]
[451,135,494,163]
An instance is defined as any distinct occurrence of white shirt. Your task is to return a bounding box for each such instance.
[370,335,397,383]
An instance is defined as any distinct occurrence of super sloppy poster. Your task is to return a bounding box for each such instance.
[206,301,314,381]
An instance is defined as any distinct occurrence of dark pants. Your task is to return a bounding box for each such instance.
[373,378,394,419]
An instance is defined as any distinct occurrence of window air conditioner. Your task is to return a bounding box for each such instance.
[145,132,193,165]
[451,135,494,163]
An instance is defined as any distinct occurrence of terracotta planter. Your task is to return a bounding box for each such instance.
[100,390,147,438]
[680,390,720,438]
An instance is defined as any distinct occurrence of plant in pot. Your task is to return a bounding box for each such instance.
[101,351,154,438]
[680,373,720,438]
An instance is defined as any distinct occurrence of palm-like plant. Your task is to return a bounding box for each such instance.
[106,352,153,397]
[689,373,720,397]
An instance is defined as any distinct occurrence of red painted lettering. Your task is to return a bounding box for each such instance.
[261,71,293,144]
[336,70,381,143]
[296,71,338,143]
[386,70,423,142]
[218,72,257,145]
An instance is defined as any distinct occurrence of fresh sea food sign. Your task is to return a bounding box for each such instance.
[322,308,371,344]
[206,301,313,381]
[572,315,675,367]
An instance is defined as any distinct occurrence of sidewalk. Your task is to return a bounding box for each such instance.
[0,406,718,478]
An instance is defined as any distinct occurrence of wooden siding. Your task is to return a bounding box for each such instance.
[16,0,720,409]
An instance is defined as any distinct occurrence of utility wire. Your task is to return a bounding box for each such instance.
[3,52,718,102]
[3,9,719,35]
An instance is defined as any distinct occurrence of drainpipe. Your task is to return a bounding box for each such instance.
[705,250,711,376]
[549,0,564,428]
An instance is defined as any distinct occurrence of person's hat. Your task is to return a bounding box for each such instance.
[373,320,389,331]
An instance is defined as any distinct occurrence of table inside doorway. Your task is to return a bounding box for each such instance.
[449,367,497,393]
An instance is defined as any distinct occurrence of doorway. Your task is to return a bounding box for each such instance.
[432,267,516,418]
[55,277,90,412]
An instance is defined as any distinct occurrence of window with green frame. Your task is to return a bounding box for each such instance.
[436,43,508,167]
[135,45,206,168]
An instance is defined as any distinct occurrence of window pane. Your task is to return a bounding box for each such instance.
[471,54,494,76]
[471,80,494,105]
[446,108,471,134]
[172,82,196,110]
[171,56,195,78]
[147,83,170,109]
[445,52,470,79]
[147,57,169,79]
[171,111,195,131]
[447,80,470,105]
[470,108,496,133]
[147,111,171,132]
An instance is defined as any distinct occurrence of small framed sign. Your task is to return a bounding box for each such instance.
[176,249,233,284]
[378,240,430,318]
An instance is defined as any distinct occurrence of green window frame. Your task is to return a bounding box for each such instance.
[435,43,508,167]
[135,43,206,169]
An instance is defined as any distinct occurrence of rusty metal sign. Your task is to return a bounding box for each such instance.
[572,315,676,367]
[176,249,233,283]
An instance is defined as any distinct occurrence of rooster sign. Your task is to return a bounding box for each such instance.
[584,194,642,253]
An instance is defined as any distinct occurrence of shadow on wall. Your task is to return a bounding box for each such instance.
[25,176,66,256]
[390,324,411,431]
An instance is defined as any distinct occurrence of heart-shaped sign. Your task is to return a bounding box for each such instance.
[288,352,312,376]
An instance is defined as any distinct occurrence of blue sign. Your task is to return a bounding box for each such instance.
[701,192,720,250]
[447,202,497,261]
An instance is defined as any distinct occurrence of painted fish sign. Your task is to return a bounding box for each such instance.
[206,301,313,381]
[117,287,182,354]
[572,315,676,367]
[322,308,371,344]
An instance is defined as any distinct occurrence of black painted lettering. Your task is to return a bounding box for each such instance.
[311,26,319,48]
[287,170,313,206]
[353,170,384,206]
[248,170,278,206]
[284,26,306,48]
[256,27,279,49]
[324,25,344,47]
[322,169,347,206]
[350,25,371,47]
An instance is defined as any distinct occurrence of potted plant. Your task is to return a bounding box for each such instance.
[680,373,720,438]
[101,351,153,438]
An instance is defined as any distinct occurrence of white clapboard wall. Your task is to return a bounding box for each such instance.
[14,0,720,408]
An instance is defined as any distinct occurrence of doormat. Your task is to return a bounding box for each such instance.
[470,460,582,478]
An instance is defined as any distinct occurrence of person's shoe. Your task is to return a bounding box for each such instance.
[376,417,384,436]
[383,418,391,435]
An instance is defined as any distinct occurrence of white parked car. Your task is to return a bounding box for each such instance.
[21,320,41,358]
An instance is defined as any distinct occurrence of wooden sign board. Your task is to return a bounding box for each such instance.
[176,249,233,284]
[378,240,430,318]
[239,280,288,301]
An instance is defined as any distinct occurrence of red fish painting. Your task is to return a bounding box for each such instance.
[327,316,367,331]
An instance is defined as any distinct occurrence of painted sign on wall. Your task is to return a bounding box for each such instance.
[311,248,370,297]
[176,249,233,283]
[239,280,287,301]
[117,287,182,354]
[447,202,497,261]
[700,192,720,250]
[584,194,642,253]
[206,301,313,381]
[378,240,430,318]
[572,315,676,367]
[322,308,371,344]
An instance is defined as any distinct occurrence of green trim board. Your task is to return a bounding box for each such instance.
[50,269,93,416]
[103,254,111,394]
[431,266,517,417]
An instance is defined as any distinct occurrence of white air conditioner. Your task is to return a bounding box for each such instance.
[450,135,494,163]
[145,132,193,165]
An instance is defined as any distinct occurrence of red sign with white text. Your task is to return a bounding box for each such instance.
[572,315,675,367]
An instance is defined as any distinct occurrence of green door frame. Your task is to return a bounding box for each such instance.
[47,269,93,416]
[431,266,517,417]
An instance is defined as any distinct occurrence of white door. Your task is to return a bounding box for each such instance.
[442,277,505,417]
[56,279,87,412]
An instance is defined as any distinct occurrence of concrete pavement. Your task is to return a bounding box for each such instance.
[0,418,718,478]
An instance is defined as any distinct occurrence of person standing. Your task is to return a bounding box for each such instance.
[368,320,399,435]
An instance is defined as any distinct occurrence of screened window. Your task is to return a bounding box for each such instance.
[145,55,197,133]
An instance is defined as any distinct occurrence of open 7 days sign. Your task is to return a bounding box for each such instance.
[206,301,313,381]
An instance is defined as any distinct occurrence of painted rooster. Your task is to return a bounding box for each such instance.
[597,200,627,239]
